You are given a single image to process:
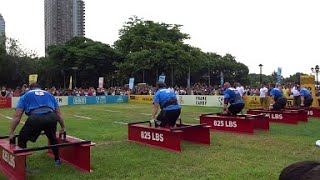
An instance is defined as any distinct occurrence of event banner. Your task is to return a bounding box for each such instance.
[129,78,134,90]
[129,95,153,104]
[11,97,19,108]
[277,67,282,84]
[98,77,104,88]
[55,96,68,106]
[28,74,38,85]
[300,75,317,106]
[68,96,128,105]
[158,75,166,83]
[0,98,11,108]
[243,96,263,109]
[69,76,73,90]
[286,98,294,107]
[106,95,128,103]
[177,95,224,107]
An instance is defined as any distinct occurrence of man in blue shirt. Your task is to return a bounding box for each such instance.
[269,83,287,110]
[151,82,181,128]
[223,82,245,115]
[9,83,66,165]
[298,87,313,107]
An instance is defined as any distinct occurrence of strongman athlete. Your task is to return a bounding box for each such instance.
[9,83,65,165]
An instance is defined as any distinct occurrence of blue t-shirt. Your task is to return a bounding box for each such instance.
[223,88,244,105]
[300,88,311,97]
[270,88,283,99]
[16,89,59,115]
[153,88,181,110]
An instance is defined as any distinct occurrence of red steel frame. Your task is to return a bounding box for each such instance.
[200,113,269,135]
[128,123,210,152]
[247,109,301,124]
[286,106,320,118]
[0,134,95,180]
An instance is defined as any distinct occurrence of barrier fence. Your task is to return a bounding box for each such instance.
[0,96,129,109]
[128,95,320,108]
[1,95,319,109]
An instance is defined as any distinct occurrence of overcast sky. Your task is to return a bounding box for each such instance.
[0,0,319,77]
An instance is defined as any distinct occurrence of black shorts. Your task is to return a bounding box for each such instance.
[304,96,313,107]
[273,97,287,110]
[18,112,59,143]
[228,103,245,115]
[294,96,300,106]
[156,109,181,127]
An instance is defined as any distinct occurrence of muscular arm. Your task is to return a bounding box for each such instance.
[223,98,229,113]
[223,98,229,114]
[300,96,305,106]
[55,108,65,130]
[9,108,24,136]
[151,103,159,119]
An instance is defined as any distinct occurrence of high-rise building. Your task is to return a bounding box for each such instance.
[44,0,85,53]
[0,14,5,45]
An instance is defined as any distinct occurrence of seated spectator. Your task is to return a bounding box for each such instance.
[0,86,8,98]
[13,86,22,97]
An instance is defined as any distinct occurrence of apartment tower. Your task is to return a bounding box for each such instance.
[0,14,5,45]
[44,0,85,53]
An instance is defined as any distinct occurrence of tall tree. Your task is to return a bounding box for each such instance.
[114,16,205,86]
[0,38,38,87]
[47,37,122,88]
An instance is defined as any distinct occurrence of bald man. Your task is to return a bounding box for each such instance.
[223,82,245,115]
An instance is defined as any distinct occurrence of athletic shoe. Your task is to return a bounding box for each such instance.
[55,160,61,166]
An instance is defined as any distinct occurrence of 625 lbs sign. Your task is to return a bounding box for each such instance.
[2,150,15,168]
[140,131,164,142]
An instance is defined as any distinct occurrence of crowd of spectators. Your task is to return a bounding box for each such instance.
[0,82,319,97]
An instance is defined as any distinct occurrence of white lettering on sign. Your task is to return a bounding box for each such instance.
[308,110,313,115]
[271,114,283,119]
[213,120,237,128]
[264,113,270,118]
[226,121,237,128]
[96,96,106,104]
[55,98,62,103]
[2,150,15,168]
[195,96,207,105]
[218,97,224,106]
[140,131,164,142]
[213,120,224,127]
[73,97,86,104]
[263,113,283,119]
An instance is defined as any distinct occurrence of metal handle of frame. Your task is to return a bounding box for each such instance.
[14,140,92,154]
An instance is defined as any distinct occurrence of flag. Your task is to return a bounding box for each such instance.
[158,75,166,83]
[220,72,224,86]
[29,74,38,85]
[69,76,73,90]
[277,67,282,84]
[129,78,134,89]
[98,77,104,88]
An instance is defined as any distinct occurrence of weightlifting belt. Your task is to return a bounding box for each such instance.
[29,107,54,115]
[160,99,178,109]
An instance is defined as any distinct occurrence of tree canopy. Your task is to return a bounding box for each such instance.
[0,16,305,89]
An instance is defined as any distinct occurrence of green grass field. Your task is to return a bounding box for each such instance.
[1,103,320,180]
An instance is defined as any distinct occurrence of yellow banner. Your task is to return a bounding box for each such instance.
[285,98,294,107]
[300,75,317,106]
[243,96,267,109]
[28,74,38,85]
[129,95,153,104]
[244,96,298,108]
